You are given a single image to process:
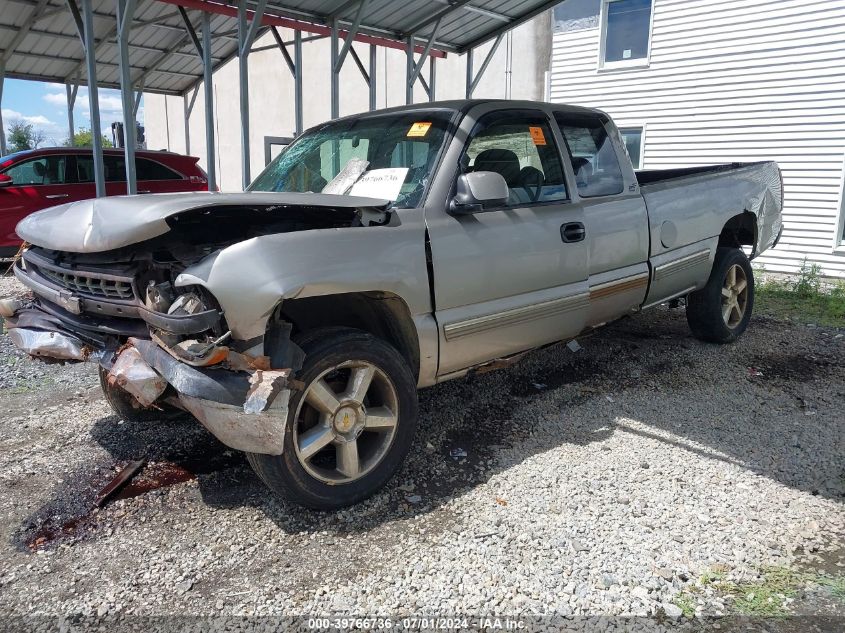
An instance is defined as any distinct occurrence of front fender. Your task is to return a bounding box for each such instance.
[174,222,430,343]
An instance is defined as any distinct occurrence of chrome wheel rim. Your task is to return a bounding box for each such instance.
[721,263,748,328]
[292,361,399,484]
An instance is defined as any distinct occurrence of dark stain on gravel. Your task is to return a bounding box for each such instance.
[751,352,842,382]
[16,427,247,552]
[509,357,604,397]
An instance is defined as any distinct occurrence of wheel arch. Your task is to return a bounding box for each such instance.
[270,291,421,380]
[718,212,758,254]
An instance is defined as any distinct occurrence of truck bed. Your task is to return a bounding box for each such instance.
[635,160,783,260]
[635,162,758,186]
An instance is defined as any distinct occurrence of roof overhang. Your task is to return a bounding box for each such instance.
[0,0,560,96]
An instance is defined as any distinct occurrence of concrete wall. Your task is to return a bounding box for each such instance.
[144,14,552,192]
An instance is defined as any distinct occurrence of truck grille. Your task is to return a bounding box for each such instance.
[37,267,135,300]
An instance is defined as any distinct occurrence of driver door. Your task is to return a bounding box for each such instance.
[425,107,590,376]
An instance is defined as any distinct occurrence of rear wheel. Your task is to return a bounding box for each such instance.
[686,247,754,343]
[247,328,418,510]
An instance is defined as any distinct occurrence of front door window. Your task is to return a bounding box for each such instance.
[462,111,568,206]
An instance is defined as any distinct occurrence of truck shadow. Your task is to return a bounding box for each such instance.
[14,306,845,549]
[99,307,845,529]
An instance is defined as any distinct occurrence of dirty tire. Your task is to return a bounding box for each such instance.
[98,365,173,422]
[247,328,418,510]
[686,247,754,344]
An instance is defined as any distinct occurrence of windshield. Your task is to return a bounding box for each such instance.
[248,111,453,208]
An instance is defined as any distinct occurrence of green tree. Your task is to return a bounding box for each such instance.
[67,128,113,148]
[7,121,47,152]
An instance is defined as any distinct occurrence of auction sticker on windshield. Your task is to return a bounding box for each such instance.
[529,126,547,146]
[407,122,432,137]
[349,168,409,201]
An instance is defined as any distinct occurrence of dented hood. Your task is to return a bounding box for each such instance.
[16,191,391,253]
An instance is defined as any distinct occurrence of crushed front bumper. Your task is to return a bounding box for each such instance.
[4,306,291,456]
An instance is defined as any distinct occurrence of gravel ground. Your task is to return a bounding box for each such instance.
[0,274,843,631]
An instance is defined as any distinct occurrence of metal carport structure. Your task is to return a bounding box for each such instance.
[0,0,562,193]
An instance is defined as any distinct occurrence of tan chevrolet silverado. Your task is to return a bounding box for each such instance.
[1,100,783,509]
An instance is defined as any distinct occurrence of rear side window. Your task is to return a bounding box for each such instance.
[556,113,624,197]
[462,110,568,206]
[3,155,67,185]
[76,155,126,182]
[137,158,183,181]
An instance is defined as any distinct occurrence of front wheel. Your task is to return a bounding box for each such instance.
[99,365,171,422]
[686,247,754,343]
[247,328,418,510]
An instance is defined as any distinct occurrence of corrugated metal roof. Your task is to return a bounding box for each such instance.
[0,0,560,96]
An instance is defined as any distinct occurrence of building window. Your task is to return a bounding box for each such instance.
[600,0,653,67]
[618,127,644,169]
[553,0,601,33]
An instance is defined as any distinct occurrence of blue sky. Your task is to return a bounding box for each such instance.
[2,78,144,146]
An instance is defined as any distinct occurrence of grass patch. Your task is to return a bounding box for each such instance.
[679,565,845,618]
[754,260,845,328]
[816,575,845,599]
[673,593,697,618]
[730,567,802,618]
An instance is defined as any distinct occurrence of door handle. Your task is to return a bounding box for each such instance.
[138,190,151,194]
[45,194,69,199]
[560,222,586,243]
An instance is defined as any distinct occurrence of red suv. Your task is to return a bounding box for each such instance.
[0,148,209,256]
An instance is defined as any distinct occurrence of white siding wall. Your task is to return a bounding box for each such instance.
[551,0,845,278]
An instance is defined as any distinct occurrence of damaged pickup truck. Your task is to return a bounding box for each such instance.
[1,100,783,509]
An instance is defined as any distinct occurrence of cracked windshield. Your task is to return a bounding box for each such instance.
[248,112,452,208]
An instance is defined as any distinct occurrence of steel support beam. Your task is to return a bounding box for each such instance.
[334,0,369,73]
[407,19,442,87]
[329,0,369,120]
[465,49,473,99]
[330,18,339,119]
[368,44,376,111]
[117,0,138,194]
[133,79,144,117]
[418,72,430,99]
[65,79,78,145]
[184,85,198,155]
[201,11,216,189]
[293,30,303,135]
[429,57,436,102]
[71,0,105,197]
[405,35,414,105]
[270,26,295,75]
[466,34,504,98]
[238,0,268,189]
[348,46,372,110]
[0,61,6,155]
[156,0,449,57]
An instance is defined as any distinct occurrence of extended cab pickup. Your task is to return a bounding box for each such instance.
[2,100,783,509]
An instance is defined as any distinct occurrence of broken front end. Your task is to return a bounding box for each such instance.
[2,239,298,456]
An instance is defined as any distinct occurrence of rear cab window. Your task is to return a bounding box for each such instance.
[462,110,568,206]
[555,113,624,197]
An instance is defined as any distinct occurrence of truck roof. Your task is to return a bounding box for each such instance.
[331,99,605,122]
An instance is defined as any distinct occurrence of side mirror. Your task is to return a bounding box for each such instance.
[449,171,509,215]
[0,174,12,188]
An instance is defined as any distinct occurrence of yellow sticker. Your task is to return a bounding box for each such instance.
[529,126,547,146]
[407,122,432,137]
